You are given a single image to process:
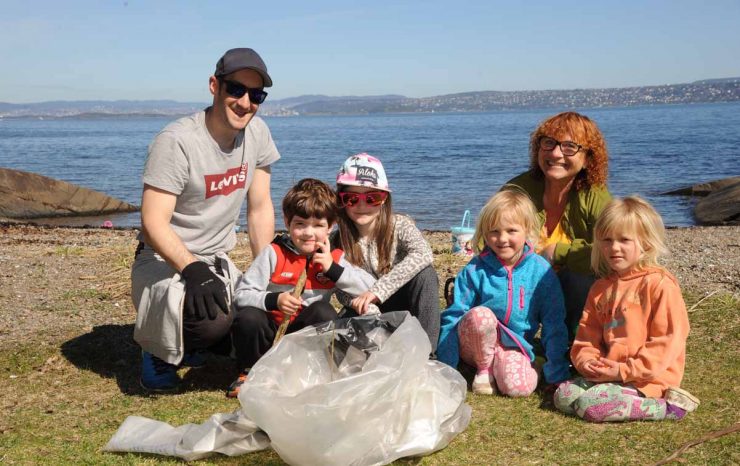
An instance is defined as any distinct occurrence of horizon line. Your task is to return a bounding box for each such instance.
[2,76,739,106]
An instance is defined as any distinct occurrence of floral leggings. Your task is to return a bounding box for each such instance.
[458,306,538,397]
[554,378,685,422]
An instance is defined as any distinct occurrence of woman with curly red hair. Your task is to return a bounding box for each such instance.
[503,111,612,342]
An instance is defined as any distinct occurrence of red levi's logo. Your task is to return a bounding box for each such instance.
[204,163,248,199]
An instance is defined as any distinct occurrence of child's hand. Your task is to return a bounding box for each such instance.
[581,359,605,379]
[590,357,621,381]
[277,292,302,316]
[583,358,621,382]
[351,291,379,315]
[312,238,333,272]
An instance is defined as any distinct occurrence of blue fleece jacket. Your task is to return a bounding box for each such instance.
[437,244,570,384]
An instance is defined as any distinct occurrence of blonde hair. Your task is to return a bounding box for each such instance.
[472,190,539,254]
[591,196,668,277]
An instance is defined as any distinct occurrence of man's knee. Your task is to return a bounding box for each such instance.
[184,309,233,348]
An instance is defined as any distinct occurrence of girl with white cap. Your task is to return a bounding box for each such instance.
[334,153,440,353]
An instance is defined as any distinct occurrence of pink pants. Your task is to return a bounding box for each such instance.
[458,306,538,397]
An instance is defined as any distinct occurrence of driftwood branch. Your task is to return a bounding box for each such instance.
[651,422,740,465]
[687,289,720,313]
[273,269,308,344]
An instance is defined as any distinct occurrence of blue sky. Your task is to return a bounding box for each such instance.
[2,0,739,103]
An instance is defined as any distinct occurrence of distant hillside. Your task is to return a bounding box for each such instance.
[692,77,740,85]
[262,78,740,115]
[0,100,205,118]
[1,78,738,118]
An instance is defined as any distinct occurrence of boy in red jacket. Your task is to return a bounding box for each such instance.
[228,178,375,397]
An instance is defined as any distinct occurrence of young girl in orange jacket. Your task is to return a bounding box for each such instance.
[554,196,699,422]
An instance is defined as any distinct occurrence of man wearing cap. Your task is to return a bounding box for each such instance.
[131,48,280,393]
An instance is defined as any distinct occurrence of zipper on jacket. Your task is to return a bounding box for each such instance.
[519,286,525,310]
[504,266,513,324]
[497,246,530,325]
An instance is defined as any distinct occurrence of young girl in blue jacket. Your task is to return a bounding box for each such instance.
[438,190,570,396]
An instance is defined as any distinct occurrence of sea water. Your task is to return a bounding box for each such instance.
[1,102,738,229]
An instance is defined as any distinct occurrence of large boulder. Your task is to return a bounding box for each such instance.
[0,168,139,219]
[663,176,740,196]
[693,178,740,225]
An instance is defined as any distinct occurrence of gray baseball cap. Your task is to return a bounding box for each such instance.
[214,48,273,88]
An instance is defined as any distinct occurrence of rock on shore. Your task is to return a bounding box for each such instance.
[663,176,740,225]
[694,180,740,225]
[0,168,139,219]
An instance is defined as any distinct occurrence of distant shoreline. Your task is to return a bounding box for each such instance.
[0,112,191,120]
[1,100,739,120]
[1,78,738,118]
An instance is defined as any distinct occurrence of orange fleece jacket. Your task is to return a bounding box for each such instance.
[571,266,689,398]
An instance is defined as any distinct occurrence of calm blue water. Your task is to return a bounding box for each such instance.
[1,103,739,230]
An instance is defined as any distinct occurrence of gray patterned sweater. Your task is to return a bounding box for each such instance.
[353,214,434,303]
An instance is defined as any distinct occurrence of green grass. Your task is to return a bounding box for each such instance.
[53,245,85,257]
[60,287,112,301]
[1,291,737,465]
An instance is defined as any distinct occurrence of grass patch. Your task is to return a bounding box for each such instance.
[61,287,112,301]
[1,291,737,464]
[52,245,85,257]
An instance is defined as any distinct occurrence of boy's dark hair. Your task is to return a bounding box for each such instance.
[282,178,338,224]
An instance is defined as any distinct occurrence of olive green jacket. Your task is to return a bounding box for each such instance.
[503,171,612,275]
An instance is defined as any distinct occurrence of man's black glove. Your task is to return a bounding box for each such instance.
[181,261,229,320]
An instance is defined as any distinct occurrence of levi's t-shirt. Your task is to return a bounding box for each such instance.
[141,109,280,256]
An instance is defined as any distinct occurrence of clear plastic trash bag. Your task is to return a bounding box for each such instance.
[105,311,471,465]
[243,311,471,465]
[103,412,268,461]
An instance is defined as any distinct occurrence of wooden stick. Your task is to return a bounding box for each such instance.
[651,422,740,466]
[273,269,308,344]
[687,289,720,312]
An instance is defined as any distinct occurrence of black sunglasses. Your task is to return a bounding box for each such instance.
[221,79,268,104]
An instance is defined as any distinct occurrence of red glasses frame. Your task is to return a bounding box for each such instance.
[338,191,388,207]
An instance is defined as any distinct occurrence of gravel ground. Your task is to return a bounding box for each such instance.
[658,226,740,297]
[428,226,740,298]
[0,223,737,350]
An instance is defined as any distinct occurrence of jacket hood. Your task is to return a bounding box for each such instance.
[604,266,677,285]
[272,232,302,256]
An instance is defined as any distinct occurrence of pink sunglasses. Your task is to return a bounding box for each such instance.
[337,191,388,207]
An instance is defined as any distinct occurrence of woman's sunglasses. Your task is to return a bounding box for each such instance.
[221,79,268,104]
[338,191,388,207]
